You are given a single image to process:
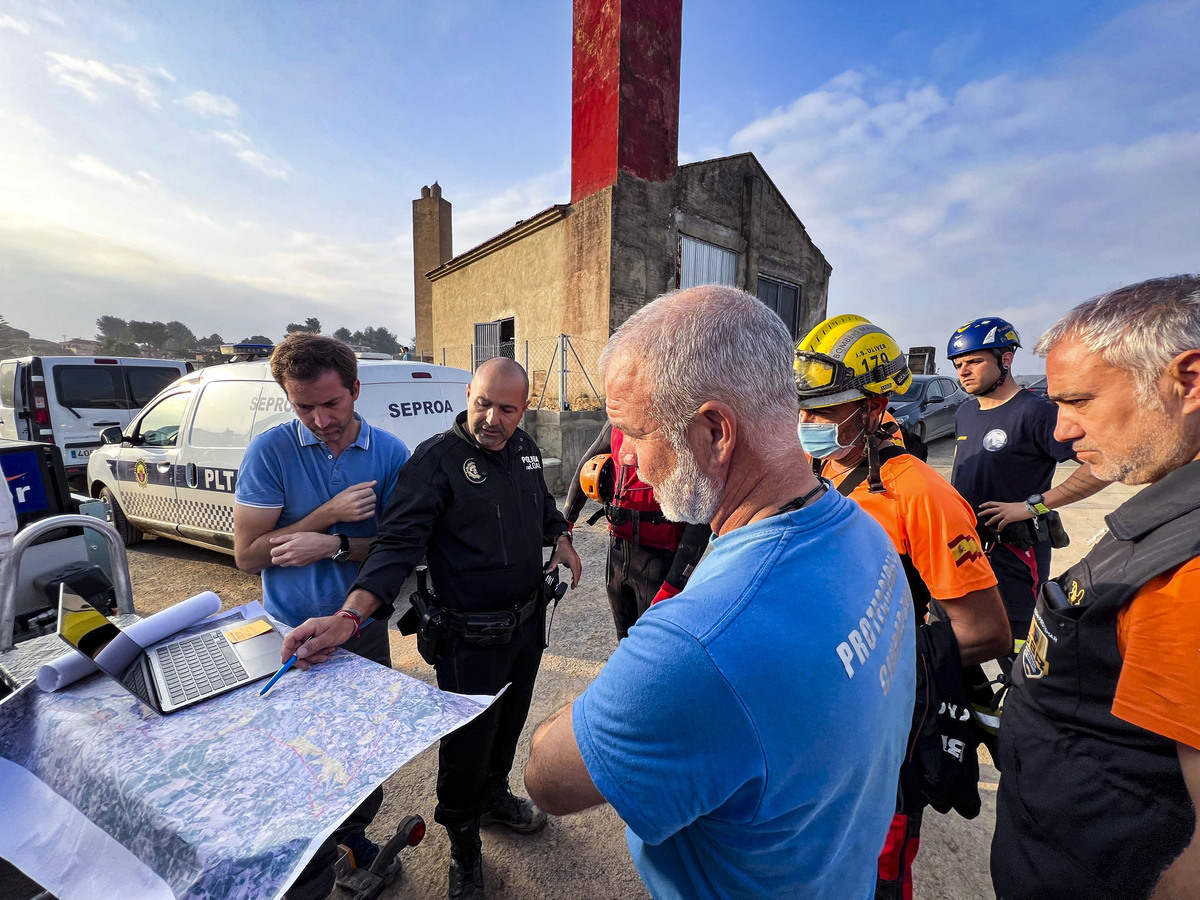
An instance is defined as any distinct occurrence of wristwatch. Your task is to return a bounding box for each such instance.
[557,531,573,545]
[1025,494,1051,517]
[332,533,351,562]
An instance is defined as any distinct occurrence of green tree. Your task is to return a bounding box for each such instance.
[95,316,140,355]
[0,316,60,356]
[95,316,130,342]
[128,320,171,350]
[333,327,353,342]
[240,335,274,344]
[163,320,197,355]
[351,325,401,356]
[286,317,321,334]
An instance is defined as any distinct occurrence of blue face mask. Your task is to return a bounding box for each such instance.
[797,408,862,460]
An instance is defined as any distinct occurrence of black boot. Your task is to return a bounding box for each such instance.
[446,818,486,900]
[480,778,547,834]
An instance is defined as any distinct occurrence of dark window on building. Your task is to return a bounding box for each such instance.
[757,275,802,339]
[473,318,516,369]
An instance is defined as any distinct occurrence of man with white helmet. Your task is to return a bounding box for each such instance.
[797,314,1011,899]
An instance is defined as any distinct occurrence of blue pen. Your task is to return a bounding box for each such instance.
[260,636,313,696]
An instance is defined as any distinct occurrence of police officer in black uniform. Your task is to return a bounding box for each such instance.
[282,357,581,900]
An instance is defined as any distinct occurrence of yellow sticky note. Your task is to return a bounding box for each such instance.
[225,619,273,643]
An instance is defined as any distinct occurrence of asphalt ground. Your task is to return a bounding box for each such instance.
[1,434,1140,899]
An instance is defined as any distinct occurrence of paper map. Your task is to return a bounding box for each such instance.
[0,638,491,899]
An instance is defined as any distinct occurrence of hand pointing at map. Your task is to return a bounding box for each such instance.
[281,589,383,670]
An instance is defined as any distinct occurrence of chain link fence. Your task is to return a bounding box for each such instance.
[413,335,606,410]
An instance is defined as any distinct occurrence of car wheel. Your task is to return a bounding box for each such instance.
[99,487,143,546]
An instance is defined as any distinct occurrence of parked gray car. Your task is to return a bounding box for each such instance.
[888,374,968,442]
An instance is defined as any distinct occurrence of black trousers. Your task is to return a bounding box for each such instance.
[433,612,545,826]
[285,619,390,900]
[606,536,675,639]
[987,540,1052,640]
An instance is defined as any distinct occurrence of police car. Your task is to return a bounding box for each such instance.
[85,358,471,552]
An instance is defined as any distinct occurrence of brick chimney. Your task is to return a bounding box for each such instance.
[571,0,683,203]
[412,182,452,356]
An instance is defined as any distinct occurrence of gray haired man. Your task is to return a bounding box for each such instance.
[524,285,915,899]
[991,275,1200,898]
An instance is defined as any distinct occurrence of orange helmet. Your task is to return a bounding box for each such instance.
[580,453,615,503]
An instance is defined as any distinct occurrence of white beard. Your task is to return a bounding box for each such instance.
[654,441,725,525]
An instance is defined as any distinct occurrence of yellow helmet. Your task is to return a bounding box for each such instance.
[795,314,912,409]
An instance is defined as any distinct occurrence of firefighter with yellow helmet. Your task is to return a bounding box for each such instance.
[797,314,1010,900]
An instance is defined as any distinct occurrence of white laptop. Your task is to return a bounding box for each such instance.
[57,587,285,714]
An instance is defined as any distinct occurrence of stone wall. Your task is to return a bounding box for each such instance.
[520,407,608,495]
[673,154,832,337]
[605,154,831,335]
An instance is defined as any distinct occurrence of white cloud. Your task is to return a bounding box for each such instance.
[67,153,140,188]
[211,129,291,179]
[0,14,32,34]
[452,158,571,252]
[722,3,1200,371]
[45,51,174,107]
[178,90,239,118]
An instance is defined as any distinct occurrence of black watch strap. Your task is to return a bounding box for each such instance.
[332,532,351,561]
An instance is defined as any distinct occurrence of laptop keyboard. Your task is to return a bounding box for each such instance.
[157,630,249,705]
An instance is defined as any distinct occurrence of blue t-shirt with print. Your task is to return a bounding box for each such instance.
[235,416,409,625]
[573,488,916,900]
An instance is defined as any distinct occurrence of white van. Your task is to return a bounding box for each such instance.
[85,358,471,553]
[0,356,193,480]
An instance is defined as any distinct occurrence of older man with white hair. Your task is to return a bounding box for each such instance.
[524,285,916,899]
[991,275,1200,900]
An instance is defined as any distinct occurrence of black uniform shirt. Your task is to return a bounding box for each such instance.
[353,411,569,614]
[950,388,1075,514]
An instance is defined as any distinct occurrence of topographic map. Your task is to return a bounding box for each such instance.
[0,628,492,899]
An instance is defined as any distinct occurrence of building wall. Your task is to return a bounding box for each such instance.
[428,216,570,353]
[608,172,676,332]
[561,187,613,345]
[605,155,831,335]
[673,155,831,336]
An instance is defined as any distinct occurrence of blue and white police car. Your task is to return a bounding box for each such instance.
[86,358,471,553]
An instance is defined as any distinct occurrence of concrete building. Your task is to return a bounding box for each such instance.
[412,0,830,488]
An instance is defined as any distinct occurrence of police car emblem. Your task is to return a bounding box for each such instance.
[982,428,1008,451]
[463,459,486,484]
[134,459,148,487]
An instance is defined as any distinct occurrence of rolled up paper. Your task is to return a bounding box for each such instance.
[36,591,223,692]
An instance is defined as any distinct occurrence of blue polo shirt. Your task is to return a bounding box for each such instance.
[235,415,410,625]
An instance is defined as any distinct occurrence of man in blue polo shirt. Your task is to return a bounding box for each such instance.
[234,332,409,898]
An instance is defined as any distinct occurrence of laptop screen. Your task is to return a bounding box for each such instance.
[57,586,161,709]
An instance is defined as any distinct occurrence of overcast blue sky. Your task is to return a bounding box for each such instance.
[2,0,1197,372]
